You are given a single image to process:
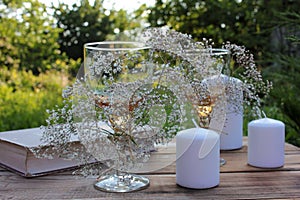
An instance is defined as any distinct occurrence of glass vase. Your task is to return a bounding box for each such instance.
[185,48,230,166]
[79,41,201,192]
[81,41,153,192]
[75,40,228,192]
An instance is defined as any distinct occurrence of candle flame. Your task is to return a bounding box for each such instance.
[197,105,213,117]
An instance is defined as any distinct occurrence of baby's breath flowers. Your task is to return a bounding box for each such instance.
[34,28,271,177]
[223,42,272,117]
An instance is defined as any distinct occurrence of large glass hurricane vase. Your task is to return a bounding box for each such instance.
[74,40,227,192]
[75,41,199,192]
[79,41,154,192]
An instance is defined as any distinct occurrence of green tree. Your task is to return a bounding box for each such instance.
[0,0,76,131]
[146,0,299,64]
[53,0,111,61]
[53,0,141,62]
[265,11,300,146]
[0,0,64,74]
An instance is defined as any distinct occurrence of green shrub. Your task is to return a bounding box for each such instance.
[0,68,69,131]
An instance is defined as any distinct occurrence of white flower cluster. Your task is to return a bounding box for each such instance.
[223,42,272,117]
[35,28,271,177]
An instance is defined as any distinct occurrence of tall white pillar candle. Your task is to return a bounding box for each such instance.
[202,74,243,150]
[220,75,243,150]
[176,127,220,189]
[248,118,285,168]
[221,113,243,150]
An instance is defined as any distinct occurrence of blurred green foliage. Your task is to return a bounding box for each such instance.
[53,0,143,62]
[0,0,299,146]
[264,11,300,146]
[0,0,138,131]
[0,0,78,131]
[0,0,63,74]
[53,0,112,61]
[0,67,65,131]
[147,0,299,65]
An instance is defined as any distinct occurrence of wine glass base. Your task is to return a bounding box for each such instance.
[220,158,226,166]
[94,173,150,193]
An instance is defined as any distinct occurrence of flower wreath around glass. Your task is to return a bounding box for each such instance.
[68,40,227,192]
[32,28,272,193]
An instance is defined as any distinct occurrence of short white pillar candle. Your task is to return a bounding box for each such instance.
[176,127,220,189]
[248,117,285,168]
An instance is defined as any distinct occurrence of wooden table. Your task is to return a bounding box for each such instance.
[1,137,300,199]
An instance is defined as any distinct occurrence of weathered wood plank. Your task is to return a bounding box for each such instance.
[1,171,299,200]
[142,152,300,175]
[2,140,298,175]
[154,137,300,155]
[134,137,300,173]
[0,137,299,199]
[242,137,300,152]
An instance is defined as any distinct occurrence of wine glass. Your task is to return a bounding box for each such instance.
[76,41,201,192]
[80,41,153,192]
[186,48,230,166]
[73,38,229,192]
[209,48,231,166]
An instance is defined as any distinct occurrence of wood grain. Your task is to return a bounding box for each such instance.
[1,171,299,200]
[1,137,300,200]
[136,141,300,174]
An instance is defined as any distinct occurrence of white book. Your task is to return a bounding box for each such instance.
[0,128,85,177]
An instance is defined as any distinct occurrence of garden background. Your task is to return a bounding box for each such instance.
[0,0,299,146]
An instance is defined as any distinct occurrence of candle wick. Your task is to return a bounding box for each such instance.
[192,118,200,128]
[262,110,267,118]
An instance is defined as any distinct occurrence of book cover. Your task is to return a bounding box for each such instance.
[0,128,85,177]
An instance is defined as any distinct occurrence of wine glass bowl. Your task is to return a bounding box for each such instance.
[73,38,229,192]
[81,41,155,192]
[78,41,201,192]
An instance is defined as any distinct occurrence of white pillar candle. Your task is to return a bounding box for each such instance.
[202,74,243,150]
[176,127,220,189]
[220,75,243,150]
[248,117,285,168]
[221,112,243,150]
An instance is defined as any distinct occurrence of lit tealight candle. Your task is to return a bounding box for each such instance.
[176,127,220,189]
[248,117,285,168]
